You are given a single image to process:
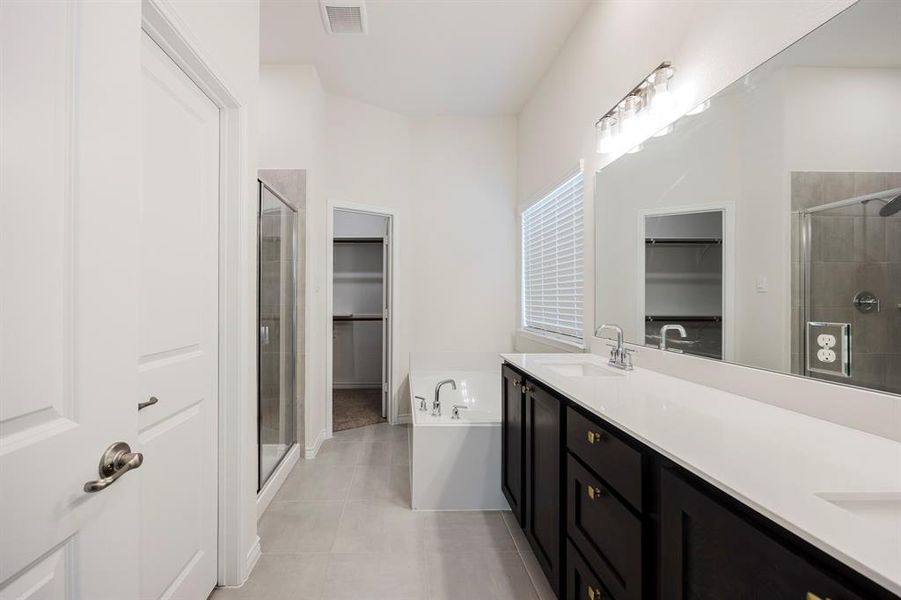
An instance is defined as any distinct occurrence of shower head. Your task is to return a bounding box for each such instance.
[878,194,901,217]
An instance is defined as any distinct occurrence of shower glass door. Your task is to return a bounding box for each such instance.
[258,182,298,490]
[799,186,901,395]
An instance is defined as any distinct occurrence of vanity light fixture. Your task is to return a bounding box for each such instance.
[595,62,678,155]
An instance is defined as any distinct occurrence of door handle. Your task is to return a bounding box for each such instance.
[138,396,158,411]
[83,442,143,493]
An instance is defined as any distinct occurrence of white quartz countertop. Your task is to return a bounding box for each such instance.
[501,353,901,595]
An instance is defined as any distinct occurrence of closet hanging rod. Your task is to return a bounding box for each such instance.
[333,314,383,321]
[333,237,384,244]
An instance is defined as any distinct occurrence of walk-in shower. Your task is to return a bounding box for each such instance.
[258,181,298,490]
[796,184,901,395]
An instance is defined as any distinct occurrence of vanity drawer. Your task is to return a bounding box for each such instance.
[567,455,642,600]
[567,540,615,600]
[566,406,643,510]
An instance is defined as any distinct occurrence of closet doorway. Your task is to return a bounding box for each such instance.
[329,208,393,432]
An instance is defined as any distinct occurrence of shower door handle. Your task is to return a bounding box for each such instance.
[260,325,270,345]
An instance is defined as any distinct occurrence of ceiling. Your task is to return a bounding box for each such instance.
[259,0,590,116]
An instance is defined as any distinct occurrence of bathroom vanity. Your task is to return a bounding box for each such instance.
[500,354,900,600]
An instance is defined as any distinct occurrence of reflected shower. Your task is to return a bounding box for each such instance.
[861,191,901,216]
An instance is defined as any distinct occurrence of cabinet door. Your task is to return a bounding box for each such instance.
[660,469,865,600]
[525,382,563,595]
[502,365,525,524]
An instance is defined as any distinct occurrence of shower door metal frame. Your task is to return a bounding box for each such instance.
[257,180,299,492]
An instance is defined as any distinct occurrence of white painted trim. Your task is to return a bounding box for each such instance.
[305,428,330,459]
[256,444,300,519]
[635,203,735,361]
[142,0,255,588]
[244,537,261,581]
[396,414,412,425]
[325,202,401,435]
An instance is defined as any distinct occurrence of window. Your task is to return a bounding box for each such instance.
[521,171,584,341]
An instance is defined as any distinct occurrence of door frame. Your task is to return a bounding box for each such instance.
[325,202,400,435]
[142,0,257,587]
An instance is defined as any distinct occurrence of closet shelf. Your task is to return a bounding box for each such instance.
[646,315,722,322]
[645,237,722,245]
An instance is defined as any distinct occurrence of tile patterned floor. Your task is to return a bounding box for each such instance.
[211,423,554,600]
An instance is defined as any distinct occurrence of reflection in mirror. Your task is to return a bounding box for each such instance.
[644,211,723,359]
[594,0,900,395]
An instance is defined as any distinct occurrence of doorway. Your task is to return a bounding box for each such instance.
[641,209,726,360]
[330,209,392,432]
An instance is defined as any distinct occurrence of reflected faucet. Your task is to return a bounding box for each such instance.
[595,324,633,371]
[659,324,687,352]
[433,379,456,416]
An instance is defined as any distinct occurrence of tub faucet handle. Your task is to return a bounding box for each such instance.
[451,404,469,420]
[415,395,427,411]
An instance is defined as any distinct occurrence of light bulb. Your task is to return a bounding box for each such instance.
[595,115,617,154]
[652,123,673,138]
[686,99,710,116]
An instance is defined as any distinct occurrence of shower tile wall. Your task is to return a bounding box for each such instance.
[259,170,306,469]
[791,171,901,394]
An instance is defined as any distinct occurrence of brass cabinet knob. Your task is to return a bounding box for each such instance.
[513,379,521,387]
[587,485,604,500]
[587,585,604,600]
[586,430,604,444]
[806,594,831,600]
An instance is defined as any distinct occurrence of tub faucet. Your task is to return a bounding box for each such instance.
[433,379,456,416]
[659,324,687,352]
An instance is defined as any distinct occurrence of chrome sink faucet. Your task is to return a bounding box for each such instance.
[659,324,687,352]
[595,323,633,371]
[433,378,456,416]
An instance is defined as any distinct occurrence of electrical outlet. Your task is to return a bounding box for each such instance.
[817,333,836,349]
[817,348,837,363]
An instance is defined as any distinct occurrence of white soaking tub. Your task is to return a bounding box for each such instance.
[408,352,510,511]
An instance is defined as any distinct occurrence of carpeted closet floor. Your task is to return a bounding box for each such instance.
[332,388,385,431]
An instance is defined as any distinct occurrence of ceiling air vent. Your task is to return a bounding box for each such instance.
[320,0,368,35]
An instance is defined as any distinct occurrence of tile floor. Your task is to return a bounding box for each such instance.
[211,423,554,600]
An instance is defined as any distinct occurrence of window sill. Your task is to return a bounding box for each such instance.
[516,329,587,353]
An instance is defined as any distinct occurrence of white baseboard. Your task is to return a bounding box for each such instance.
[305,428,330,459]
[256,444,300,519]
[395,413,411,425]
[243,536,261,583]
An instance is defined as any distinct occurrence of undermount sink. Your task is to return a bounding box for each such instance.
[541,362,621,378]
[815,492,901,528]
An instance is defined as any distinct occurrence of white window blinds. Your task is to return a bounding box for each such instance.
[522,172,584,341]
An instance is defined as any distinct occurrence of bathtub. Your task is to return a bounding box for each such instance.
[408,352,510,511]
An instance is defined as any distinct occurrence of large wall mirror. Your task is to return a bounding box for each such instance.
[595,0,900,395]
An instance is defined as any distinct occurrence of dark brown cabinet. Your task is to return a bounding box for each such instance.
[501,365,525,524]
[500,362,896,600]
[660,468,868,600]
[525,380,564,595]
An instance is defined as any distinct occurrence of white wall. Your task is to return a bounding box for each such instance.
[515,0,854,352]
[409,117,518,356]
[163,0,261,585]
[259,66,517,447]
[784,66,901,171]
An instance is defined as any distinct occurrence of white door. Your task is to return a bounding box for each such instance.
[138,33,219,600]
[0,2,141,599]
